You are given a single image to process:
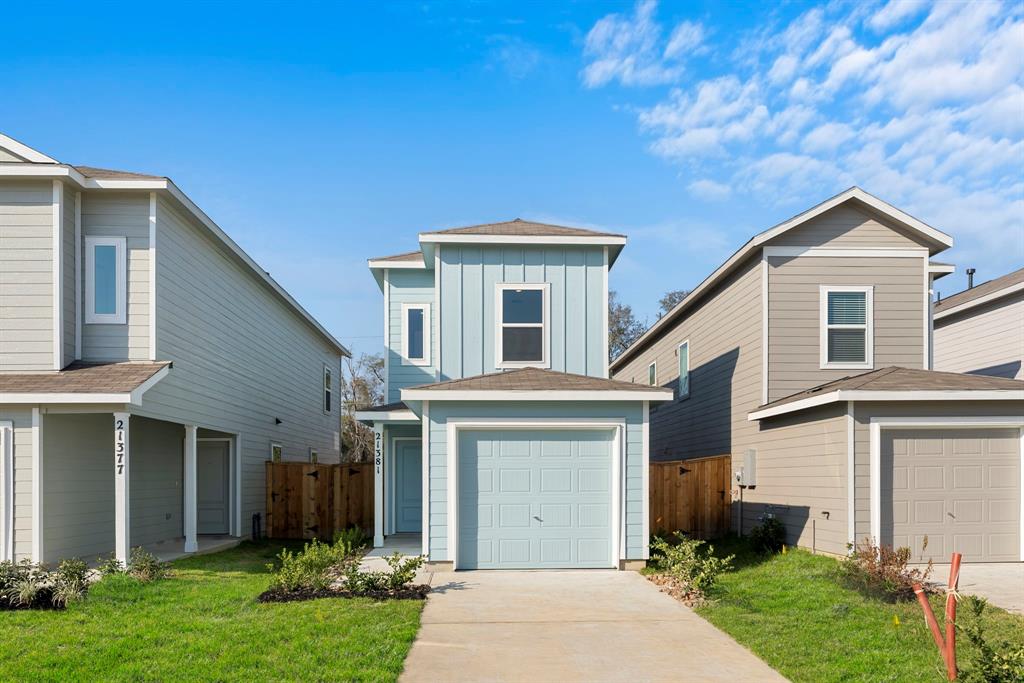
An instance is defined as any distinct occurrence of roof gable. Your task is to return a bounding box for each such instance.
[0,133,58,163]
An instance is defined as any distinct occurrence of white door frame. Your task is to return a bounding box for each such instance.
[869,416,1024,561]
[196,437,239,537]
[390,436,421,535]
[445,418,626,570]
[0,421,12,561]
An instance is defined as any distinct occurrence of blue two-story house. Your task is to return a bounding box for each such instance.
[356,220,672,570]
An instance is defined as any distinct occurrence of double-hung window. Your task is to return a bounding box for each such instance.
[820,286,873,369]
[677,340,690,399]
[496,283,549,368]
[84,236,126,324]
[401,303,430,366]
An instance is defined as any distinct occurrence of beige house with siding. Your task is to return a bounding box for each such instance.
[933,267,1024,380]
[0,133,348,566]
[612,188,1024,563]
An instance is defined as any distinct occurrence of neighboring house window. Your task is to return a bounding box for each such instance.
[323,365,333,413]
[309,448,318,464]
[648,361,657,386]
[820,286,874,369]
[496,284,549,368]
[84,236,126,324]
[677,341,690,399]
[270,443,283,463]
[401,303,431,366]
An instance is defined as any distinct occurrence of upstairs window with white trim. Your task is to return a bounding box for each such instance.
[496,284,549,368]
[648,361,657,386]
[323,365,333,413]
[820,286,873,369]
[85,236,126,324]
[401,303,430,366]
[677,341,690,399]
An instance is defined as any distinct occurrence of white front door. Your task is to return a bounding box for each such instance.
[197,441,230,535]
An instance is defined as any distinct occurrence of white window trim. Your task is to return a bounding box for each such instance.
[401,303,431,366]
[495,283,550,369]
[677,340,690,400]
[0,421,12,562]
[323,364,333,414]
[648,361,657,386]
[84,236,127,325]
[270,442,283,462]
[819,285,873,370]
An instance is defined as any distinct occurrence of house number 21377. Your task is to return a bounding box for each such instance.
[114,420,126,476]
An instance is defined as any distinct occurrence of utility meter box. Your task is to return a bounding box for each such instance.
[737,449,757,487]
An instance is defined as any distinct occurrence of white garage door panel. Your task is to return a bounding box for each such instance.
[458,430,613,569]
[885,428,1020,563]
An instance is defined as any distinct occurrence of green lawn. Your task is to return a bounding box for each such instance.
[693,539,1024,683]
[0,542,423,682]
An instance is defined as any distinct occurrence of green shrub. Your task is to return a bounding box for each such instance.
[128,547,167,582]
[333,526,370,552]
[383,552,425,591]
[650,532,733,596]
[268,538,347,592]
[748,516,786,554]
[96,554,126,577]
[52,558,89,607]
[838,538,931,602]
[957,596,1024,682]
[341,559,388,593]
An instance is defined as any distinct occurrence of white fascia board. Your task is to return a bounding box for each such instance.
[928,263,955,274]
[0,164,77,180]
[128,365,171,405]
[418,234,627,247]
[0,392,134,404]
[0,134,59,163]
[353,409,419,423]
[367,259,426,270]
[749,389,1024,420]
[400,388,674,402]
[934,281,1024,321]
[763,246,928,258]
[611,187,953,374]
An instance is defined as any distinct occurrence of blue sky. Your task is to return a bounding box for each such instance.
[4,1,1021,357]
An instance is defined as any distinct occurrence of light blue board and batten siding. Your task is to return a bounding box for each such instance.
[386,269,436,403]
[438,245,606,380]
[425,401,645,562]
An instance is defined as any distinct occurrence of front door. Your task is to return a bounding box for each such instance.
[394,440,422,533]
[197,440,230,535]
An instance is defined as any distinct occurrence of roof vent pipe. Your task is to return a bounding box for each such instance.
[966,268,976,289]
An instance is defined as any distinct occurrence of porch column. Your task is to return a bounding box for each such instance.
[113,412,131,564]
[183,425,198,553]
[373,423,384,547]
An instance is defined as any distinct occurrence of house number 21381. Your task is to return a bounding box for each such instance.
[114,420,126,476]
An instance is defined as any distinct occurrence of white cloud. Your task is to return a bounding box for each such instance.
[487,35,542,79]
[581,1,705,87]
[802,122,855,154]
[868,0,929,32]
[767,54,798,84]
[687,178,731,201]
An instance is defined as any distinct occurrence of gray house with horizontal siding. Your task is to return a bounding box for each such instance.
[612,188,1024,563]
[0,133,349,566]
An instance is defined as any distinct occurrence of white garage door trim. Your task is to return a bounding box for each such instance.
[870,416,1024,561]
[446,418,628,570]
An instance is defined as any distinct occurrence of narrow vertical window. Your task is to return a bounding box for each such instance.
[677,340,690,399]
[496,284,549,367]
[648,361,657,386]
[323,365,332,413]
[820,286,873,368]
[84,236,126,324]
[401,303,431,366]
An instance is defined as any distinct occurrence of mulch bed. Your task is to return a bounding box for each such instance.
[646,573,708,608]
[257,584,431,603]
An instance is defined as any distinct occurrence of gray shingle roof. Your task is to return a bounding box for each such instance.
[74,166,165,180]
[405,367,664,393]
[422,218,625,239]
[0,361,171,394]
[367,250,424,263]
[934,267,1024,313]
[359,401,410,412]
[759,366,1024,411]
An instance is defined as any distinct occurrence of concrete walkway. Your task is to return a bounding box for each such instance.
[929,563,1024,614]
[400,570,785,683]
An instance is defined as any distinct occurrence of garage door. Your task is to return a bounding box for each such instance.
[457,429,613,569]
[884,428,1020,563]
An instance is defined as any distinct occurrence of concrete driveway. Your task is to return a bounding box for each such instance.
[929,563,1024,614]
[400,570,785,683]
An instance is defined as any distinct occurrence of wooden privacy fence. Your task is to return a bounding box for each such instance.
[649,455,732,539]
[265,462,373,540]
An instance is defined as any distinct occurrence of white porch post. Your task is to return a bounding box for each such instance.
[113,412,131,564]
[373,423,384,548]
[183,425,198,553]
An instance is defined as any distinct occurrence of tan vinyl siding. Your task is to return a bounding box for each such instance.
[611,256,762,462]
[137,195,341,533]
[851,400,1024,543]
[768,255,925,402]
[934,292,1024,379]
[742,404,849,556]
[61,184,77,364]
[0,148,27,163]
[4,407,34,561]
[80,192,150,362]
[0,181,53,371]
[768,204,928,248]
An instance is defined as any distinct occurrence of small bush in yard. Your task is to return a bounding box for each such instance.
[838,537,932,602]
[333,526,369,551]
[957,596,1024,683]
[748,516,786,554]
[650,532,733,597]
[52,558,89,607]
[268,538,347,592]
[1,558,89,610]
[128,547,167,582]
